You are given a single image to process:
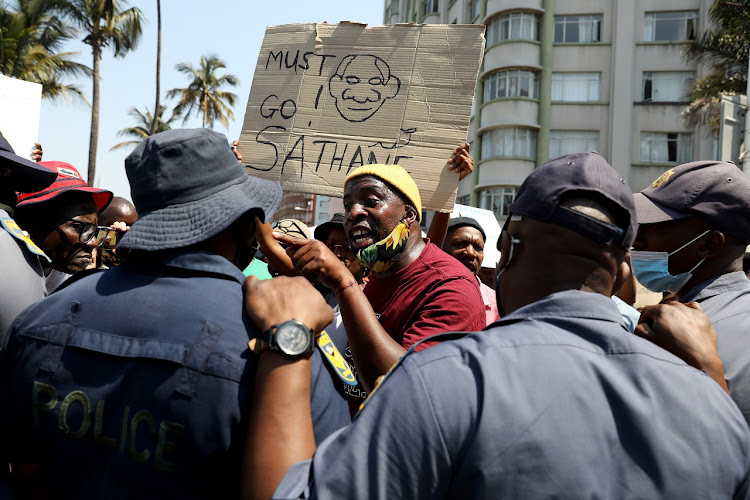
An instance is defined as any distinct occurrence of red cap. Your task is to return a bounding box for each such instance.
[16,161,113,212]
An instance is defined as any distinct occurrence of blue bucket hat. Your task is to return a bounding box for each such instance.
[119,128,282,251]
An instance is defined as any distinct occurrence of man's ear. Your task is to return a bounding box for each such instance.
[698,230,725,259]
[403,205,419,226]
[234,210,258,242]
[384,75,401,99]
[611,259,631,298]
[329,75,344,98]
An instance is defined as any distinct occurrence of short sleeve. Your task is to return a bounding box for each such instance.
[274,357,453,500]
[403,277,485,352]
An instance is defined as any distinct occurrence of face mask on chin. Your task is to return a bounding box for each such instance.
[630,229,710,294]
[355,218,410,273]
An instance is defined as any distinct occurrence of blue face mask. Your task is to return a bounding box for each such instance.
[630,229,710,294]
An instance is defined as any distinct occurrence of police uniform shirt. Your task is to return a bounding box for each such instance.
[0,208,46,347]
[681,271,750,424]
[0,249,350,499]
[273,291,750,499]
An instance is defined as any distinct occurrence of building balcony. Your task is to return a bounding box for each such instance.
[486,0,544,17]
[480,98,540,128]
[484,40,541,70]
[476,157,536,187]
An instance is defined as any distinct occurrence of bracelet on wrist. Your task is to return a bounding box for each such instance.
[335,281,358,294]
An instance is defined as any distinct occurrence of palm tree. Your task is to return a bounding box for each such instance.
[167,54,239,129]
[60,0,144,186]
[0,0,90,101]
[110,104,177,151]
[149,0,161,135]
[682,0,750,128]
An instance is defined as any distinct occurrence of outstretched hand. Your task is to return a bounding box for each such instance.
[275,232,355,292]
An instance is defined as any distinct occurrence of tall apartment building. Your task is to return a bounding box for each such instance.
[385,0,713,221]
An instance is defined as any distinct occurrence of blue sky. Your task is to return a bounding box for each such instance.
[38,0,384,199]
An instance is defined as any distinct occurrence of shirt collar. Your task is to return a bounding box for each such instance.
[136,249,247,284]
[681,271,750,303]
[501,289,625,325]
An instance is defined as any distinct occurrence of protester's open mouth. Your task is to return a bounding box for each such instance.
[349,228,374,249]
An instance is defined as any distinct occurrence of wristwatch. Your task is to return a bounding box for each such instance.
[254,319,314,357]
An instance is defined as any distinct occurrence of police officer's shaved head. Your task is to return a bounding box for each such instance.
[99,196,138,227]
[496,152,635,315]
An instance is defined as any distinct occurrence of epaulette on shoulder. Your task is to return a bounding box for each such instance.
[1,216,50,262]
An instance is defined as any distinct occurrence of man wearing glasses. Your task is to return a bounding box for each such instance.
[14,161,112,292]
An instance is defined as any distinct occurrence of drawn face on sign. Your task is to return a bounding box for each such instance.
[328,55,401,123]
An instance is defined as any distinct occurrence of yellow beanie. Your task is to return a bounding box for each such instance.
[344,164,422,221]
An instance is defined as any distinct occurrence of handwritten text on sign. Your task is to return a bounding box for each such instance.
[238,23,485,212]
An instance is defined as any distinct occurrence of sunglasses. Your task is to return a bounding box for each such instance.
[96,227,125,248]
[61,218,101,245]
[272,220,308,239]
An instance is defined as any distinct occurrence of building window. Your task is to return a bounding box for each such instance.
[424,0,439,14]
[640,132,693,163]
[642,72,695,102]
[549,131,599,158]
[551,72,600,102]
[481,128,537,159]
[456,194,471,205]
[486,12,539,45]
[480,187,517,218]
[644,11,696,41]
[484,69,539,101]
[390,0,399,14]
[554,15,602,43]
[470,0,481,21]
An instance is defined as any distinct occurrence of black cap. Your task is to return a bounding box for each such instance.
[0,131,57,193]
[507,151,636,250]
[447,216,486,242]
[314,213,346,241]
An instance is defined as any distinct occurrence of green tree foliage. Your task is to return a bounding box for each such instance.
[167,54,239,129]
[60,0,144,185]
[683,0,750,127]
[110,104,177,151]
[0,0,89,101]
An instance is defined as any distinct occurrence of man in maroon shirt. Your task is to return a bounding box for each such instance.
[276,163,485,399]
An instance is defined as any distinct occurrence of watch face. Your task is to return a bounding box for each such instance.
[276,322,312,356]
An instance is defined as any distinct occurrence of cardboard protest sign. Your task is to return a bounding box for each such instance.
[450,204,501,267]
[238,22,485,212]
[0,75,42,157]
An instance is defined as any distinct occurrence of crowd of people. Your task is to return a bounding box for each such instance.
[1,124,750,499]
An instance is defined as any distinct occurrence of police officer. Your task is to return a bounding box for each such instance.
[0,129,350,499]
[0,131,56,345]
[242,152,750,499]
[631,161,750,423]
